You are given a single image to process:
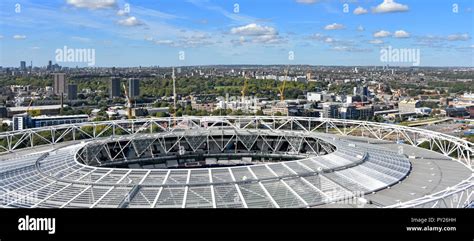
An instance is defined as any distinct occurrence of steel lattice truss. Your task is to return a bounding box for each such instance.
[75,129,337,167]
[0,116,472,208]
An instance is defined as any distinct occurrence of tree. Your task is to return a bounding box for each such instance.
[155,112,168,117]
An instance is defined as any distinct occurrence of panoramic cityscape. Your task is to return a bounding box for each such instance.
[0,0,473,239]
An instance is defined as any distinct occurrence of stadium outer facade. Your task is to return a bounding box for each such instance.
[0,116,472,208]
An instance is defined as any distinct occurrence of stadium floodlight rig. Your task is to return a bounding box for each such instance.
[0,116,472,208]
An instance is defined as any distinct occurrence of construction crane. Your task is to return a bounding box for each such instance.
[241,74,249,103]
[25,98,34,116]
[172,67,177,126]
[278,67,289,102]
[123,83,133,119]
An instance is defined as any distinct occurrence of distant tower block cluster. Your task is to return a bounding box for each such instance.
[108,77,140,99]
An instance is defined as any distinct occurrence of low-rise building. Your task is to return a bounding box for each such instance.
[398,99,421,113]
[13,114,89,130]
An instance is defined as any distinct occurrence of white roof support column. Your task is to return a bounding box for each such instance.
[116,170,132,184]
[74,168,97,182]
[228,168,248,208]
[280,179,309,208]
[89,186,114,208]
[94,169,114,183]
[246,166,280,208]
[59,166,84,180]
[209,169,216,208]
[151,170,171,208]
[60,185,91,208]
[280,162,298,175]
[182,170,191,208]
[139,170,151,185]
[300,176,331,201]
[264,164,279,177]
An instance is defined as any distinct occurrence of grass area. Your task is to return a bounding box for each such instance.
[399,117,442,126]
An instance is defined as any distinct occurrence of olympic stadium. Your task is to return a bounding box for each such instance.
[0,116,472,208]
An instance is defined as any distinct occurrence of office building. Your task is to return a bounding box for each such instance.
[322,103,340,118]
[13,114,89,130]
[13,113,29,131]
[398,99,421,113]
[53,73,67,95]
[128,78,140,98]
[110,77,121,98]
[20,61,26,71]
[30,115,89,128]
[0,106,8,118]
[68,84,78,100]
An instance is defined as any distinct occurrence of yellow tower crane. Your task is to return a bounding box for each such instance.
[123,83,133,119]
[172,67,177,127]
[26,98,34,116]
[241,74,249,103]
[278,67,289,102]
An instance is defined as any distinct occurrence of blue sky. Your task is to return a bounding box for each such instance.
[0,0,473,67]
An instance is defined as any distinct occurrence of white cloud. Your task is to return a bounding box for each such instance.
[154,40,174,45]
[71,36,91,42]
[394,30,410,38]
[309,33,326,41]
[353,6,368,15]
[13,35,26,40]
[309,34,357,48]
[357,25,365,31]
[324,37,334,43]
[117,16,143,26]
[369,39,384,44]
[31,46,40,50]
[324,23,344,30]
[332,46,372,52]
[230,36,248,46]
[447,33,470,41]
[372,0,409,13]
[253,35,283,44]
[333,46,348,51]
[295,0,319,4]
[0,35,3,39]
[66,0,116,9]
[117,9,128,16]
[230,23,283,44]
[230,23,277,36]
[231,36,248,46]
[373,30,391,38]
[181,35,215,47]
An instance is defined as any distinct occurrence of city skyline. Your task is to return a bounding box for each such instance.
[0,0,473,67]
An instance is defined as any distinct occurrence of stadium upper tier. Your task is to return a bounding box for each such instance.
[0,116,472,208]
